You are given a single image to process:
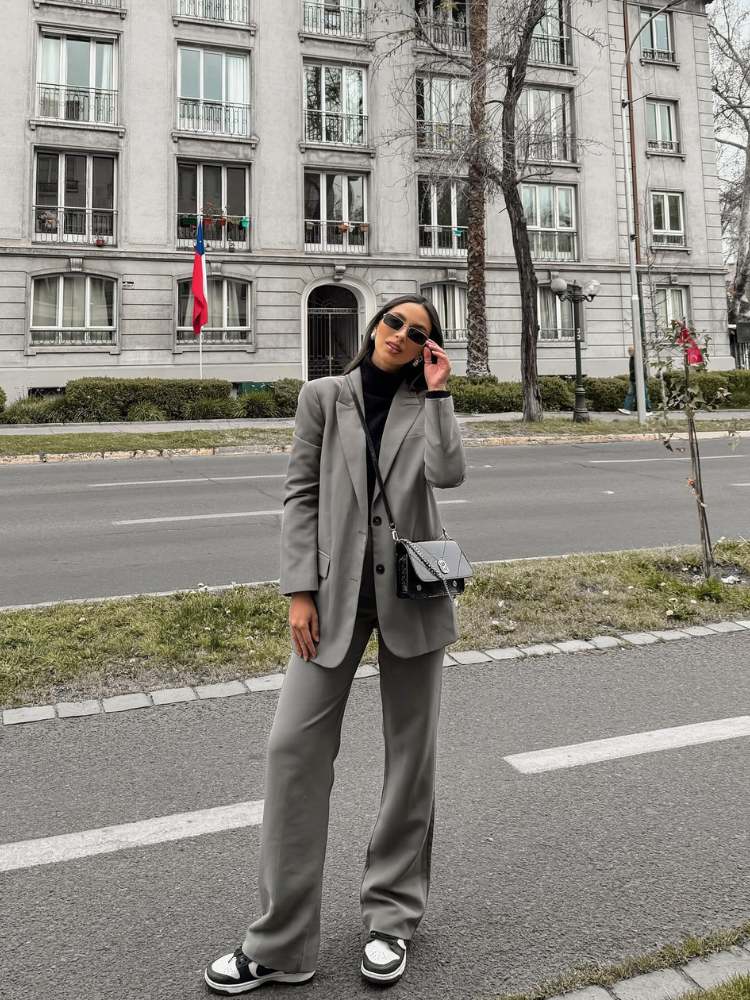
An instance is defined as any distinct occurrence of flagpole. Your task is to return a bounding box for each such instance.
[199,240,205,381]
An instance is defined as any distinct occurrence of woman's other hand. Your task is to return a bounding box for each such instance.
[289,593,320,660]
[423,339,451,391]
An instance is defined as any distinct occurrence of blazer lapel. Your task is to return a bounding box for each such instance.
[336,366,421,517]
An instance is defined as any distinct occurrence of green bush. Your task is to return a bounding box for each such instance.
[0,396,73,424]
[126,402,167,422]
[539,375,575,411]
[0,386,6,413]
[268,378,305,417]
[181,397,243,420]
[64,377,232,420]
[583,376,630,412]
[242,390,281,418]
[725,369,750,407]
[449,380,523,413]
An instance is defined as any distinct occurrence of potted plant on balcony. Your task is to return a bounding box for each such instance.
[359,221,369,232]
[95,237,106,248]
[338,221,350,233]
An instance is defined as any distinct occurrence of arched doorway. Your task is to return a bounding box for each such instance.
[307,285,360,379]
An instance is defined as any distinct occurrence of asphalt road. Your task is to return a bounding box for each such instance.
[2,632,749,999]
[1,437,749,607]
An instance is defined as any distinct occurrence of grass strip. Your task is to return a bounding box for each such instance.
[494,922,750,1000]
[1,541,749,710]
[0,418,748,457]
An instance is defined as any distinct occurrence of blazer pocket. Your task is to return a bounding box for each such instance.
[317,548,330,579]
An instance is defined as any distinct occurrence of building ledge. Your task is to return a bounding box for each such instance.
[298,140,374,157]
[171,130,259,148]
[33,0,126,17]
[29,118,125,138]
[645,149,686,160]
[527,60,577,74]
[298,30,373,48]
[639,57,680,70]
[25,344,120,356]
[650,244,691,254]
[173,15,256,33]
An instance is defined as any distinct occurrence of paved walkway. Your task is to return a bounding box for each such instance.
[0,409,748,436]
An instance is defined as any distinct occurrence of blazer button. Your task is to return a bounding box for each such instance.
[375,564,385,574]
[372,515,381,525]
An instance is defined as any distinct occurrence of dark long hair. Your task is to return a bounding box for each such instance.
[342,294,445,394]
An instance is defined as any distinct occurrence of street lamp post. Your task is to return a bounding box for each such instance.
[550,276,601,423]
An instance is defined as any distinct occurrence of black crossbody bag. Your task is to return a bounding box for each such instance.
[348,376,473,601]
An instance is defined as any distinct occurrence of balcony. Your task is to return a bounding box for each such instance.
[652,232,686,247]
[443,327,467,341]
[60,0,124,7]
[31,328,115,345]
[524,132,575,163]
[416,17,468,49]
[303,110,368,146]
[304,219,369,253]
[416,120,468,153]
[419,224,467,256]
[529,32,572,66]
[177,98,251,137]
[642,47,675,63]
[528,229,578,261]
[175,0,250,24]
[176,328,251,343]
[302,1,365,38]
[539,326,575,341]
[647,138,681,154]
[37,83,118,126]
[33,205,117,246]
[176,213,251,250]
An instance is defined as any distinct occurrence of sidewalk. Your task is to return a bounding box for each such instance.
[1,409,749,436]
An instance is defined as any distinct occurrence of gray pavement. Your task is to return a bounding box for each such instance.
[0,409,749,435]
[2,631,749,999]
[1,437,749,607]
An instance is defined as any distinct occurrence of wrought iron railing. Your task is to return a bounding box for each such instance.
[176,0,250,23]
[71,0,123,7]
[302,1,365,37]
[304,219,368,253]
[529,32,572,66]
[418,224,468,256]
[416,120,469,152]
[416,17,468,48]
[176,213,251,249]
[31,328,115,345]
[304,110,368,146]
[177,98,251,136]
[37,83,118,125]
[176,328,251,343]
[528,229,578,261]
[33,206,117,245]
[539,326,575,341]
[524,131,575,162]
[442,327,467,341]
[652,232,686,247]
[642,47,675,62]
[647,138,680,153]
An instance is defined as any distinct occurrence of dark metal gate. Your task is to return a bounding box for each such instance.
[307,286,360,379]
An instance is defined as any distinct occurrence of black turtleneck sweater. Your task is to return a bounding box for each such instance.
[360,352,450,510]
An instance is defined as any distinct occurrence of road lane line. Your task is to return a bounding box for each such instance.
[503,715,750,774]
[89,475,285,488]
[113,499,468,526]
[0,800,265,873]
[589,456,745,465]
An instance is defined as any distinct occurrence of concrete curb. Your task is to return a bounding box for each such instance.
[0,428,748,465]
[546,941,750,999]
[3,617,749,727]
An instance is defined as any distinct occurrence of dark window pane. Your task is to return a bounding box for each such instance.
[178,163,198,213]
[92,157,114,209]
[326,173,343,220]
[455,180,468,226]
[226,167,246,215]
[178,280,192,327]
[32,276,58,326]
[36,153,59,206]
[64,155,87,208]
[418,178,431,226]
[348,175,364,221]
[304,172,320,219]
[436,181,451,227]
[202,164,222,214]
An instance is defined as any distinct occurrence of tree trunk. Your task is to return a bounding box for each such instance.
[466,0,490,378]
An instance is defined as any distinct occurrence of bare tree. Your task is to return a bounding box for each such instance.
[709,0,750,324]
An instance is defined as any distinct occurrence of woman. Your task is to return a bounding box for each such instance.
[205,294,466,994]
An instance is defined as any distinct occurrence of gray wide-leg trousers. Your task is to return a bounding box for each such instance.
[241,533,445,973]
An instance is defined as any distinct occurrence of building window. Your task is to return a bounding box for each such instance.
[415,0,468,49]
[177,162,250,249]
[646,100,680,153]
[37,32,117,125]
[302,0,365,39]
[303,63,367,146]
[537,285,575,340]
[177,278,252,342]
[177,46,250,137]
[418,176,468,256]
[422,282,467,341]
[416,75,469,152]
[304,171,368,253]
[654,286,688,330]
[31,274,116,345]
[176,0,250,25]
[33,151,116,245]
[650,191,685,247]
[519,87,574,162]
[530,0,572,66]
[640,7,674,62]
[521,183,577,261]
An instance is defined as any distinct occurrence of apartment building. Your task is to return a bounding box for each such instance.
[0,0,730,402]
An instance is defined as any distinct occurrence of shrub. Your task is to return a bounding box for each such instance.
[583,376,630,412]
[0,386,6,413]
[449,380,523,413]
[181,397,243,420]
[242,390,281,418]
[64,377,232,420]
[126,402,167,422]
[0,396,73,424]
[539,375,575,411]
[269,378,305,417]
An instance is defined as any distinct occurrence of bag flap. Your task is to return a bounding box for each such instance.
[399,539,473,583]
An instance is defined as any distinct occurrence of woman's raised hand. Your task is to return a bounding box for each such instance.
[289,593,320,661]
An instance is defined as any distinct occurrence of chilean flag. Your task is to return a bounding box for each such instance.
[192,221,208,336]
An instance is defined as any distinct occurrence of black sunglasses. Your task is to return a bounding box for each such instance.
[382,311,431,347]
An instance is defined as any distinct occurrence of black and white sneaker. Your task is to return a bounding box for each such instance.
[360,930,407,985]
[204,946,315,995]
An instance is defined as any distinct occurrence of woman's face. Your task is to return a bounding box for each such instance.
[371,301,433,372]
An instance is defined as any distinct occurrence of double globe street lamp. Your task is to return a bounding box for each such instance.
[549,275,601,423]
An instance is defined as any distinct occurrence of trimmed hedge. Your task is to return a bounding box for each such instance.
[64,377,232,421]
[126,402,168,422]
[0,386,6,413]
[0,396,74,424]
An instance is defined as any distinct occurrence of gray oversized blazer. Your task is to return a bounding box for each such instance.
[278,363,467,668]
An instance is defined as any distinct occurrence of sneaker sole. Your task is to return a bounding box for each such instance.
[360,953,406,984]
[204,969,315,994]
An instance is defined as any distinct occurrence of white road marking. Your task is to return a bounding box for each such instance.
[113,499,468,526]
[589,455,745,465]
[89,475,285,488]
[0,800,265,873]
[504,715,750,774]
[732,483,750,487]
